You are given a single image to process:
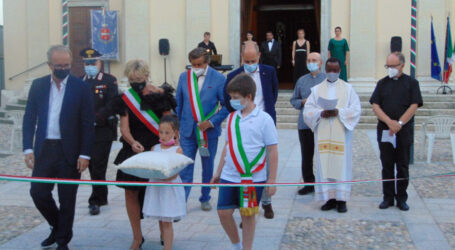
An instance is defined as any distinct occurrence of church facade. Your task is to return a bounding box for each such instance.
[2,0,454,97]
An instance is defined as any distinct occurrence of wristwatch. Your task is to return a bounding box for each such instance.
[398,120,404,126]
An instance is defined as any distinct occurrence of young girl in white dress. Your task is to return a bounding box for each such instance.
[142,115,186,250]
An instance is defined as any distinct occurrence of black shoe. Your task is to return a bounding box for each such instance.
[397,201,410,211]
[298,186,315,195]
[239,222,243,229]
[160,234,164,246]
[262,204,274,219]
[336,201,347,213]
[89,204,100,215]
[321,199,337,211]
[379,200,394,209]
[40,227,57,248]
[57,245,69,250]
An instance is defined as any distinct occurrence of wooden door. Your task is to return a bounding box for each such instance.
[68,6,101,77]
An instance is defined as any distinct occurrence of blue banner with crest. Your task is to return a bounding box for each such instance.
[91,9,119,61]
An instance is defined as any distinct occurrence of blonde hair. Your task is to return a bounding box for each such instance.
[124,59,150,79]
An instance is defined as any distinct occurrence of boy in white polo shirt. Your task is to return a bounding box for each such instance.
[210,73,278,250]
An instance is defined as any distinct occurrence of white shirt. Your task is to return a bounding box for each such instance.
[24,76,90,160]
[244,67,265,111]
[46,76,68,139]
[221,107,278,183]
[268,39,274,51]
[197,66,209,91]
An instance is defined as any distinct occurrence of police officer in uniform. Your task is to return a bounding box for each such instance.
[80,48,119,215]
[370,52,423,211]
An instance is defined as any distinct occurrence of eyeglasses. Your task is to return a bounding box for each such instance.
[384,64,401,69]
[50,64,71,70]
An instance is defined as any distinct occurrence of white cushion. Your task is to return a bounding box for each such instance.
[118,151,193,179]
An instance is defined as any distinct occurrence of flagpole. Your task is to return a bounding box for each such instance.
[62,0,69,46]
[409,0,417,164]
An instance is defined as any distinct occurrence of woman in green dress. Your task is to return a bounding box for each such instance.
[328,26,350,81]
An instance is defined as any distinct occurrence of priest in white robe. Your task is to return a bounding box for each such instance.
[303,57,361,213]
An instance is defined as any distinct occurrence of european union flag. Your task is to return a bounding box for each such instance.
[431,19,442,81]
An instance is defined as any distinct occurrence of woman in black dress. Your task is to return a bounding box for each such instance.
[113,59,176,250]
[292,29,311,83]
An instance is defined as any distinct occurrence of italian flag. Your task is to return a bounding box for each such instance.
[443,16,454,83]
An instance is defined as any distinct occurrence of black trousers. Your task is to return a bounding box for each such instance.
[30,140,80,246]
[88,140,113,206]
[378,128,412,202]
[298,129,315,183]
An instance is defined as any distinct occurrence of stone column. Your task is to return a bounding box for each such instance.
[229,0,241,68]
[186,0,211,54]
[349,0,376,83]
[320,0,331,66]
[122,0,150,87]
[123,0,150,62]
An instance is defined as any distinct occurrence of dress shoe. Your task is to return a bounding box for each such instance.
[336,201,347,213]
[397,201,410,211]
[379,200,394,209]
[89,204,100,215]
[321,199,337,211]
[40,227,57,248]
[297,186,315,195]
[239,222,243,229]
[201,201,212,211]
[57,245,69,250]
[262,203,274,219]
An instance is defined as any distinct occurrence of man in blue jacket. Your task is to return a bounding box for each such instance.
[176,48,229,211]
[23,45,95,250]
[224,42,279,219]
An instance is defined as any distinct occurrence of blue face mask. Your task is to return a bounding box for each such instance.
[244,63,258,73]
[326,72,340,82]
[84,65,99,78]
[230,99,245,111]
[307,62,319,72]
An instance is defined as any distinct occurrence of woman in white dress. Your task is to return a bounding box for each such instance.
[143,115,186,250]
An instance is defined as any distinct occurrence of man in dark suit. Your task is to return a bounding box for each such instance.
[224,42,279,219]
[80,48,118,216]
[260,31,282,70]
[198,31,218,56]
[23,45,95,250]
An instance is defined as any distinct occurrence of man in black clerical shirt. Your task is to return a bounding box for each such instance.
[370,52,423,211]
[198,32,217,55]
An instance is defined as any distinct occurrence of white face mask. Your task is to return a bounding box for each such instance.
[193,67,205,77]
[387,67,399,78]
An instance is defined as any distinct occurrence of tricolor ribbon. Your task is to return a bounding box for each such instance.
[227,112,267,216]
[0,172,454,187]
[122,88,160,136]
[187,69,219,151]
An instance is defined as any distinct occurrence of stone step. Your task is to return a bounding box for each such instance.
[0,110,6,118]
[5,104,26,111]
[0,118,14,125]
[17,98,27,105]
[277,93,455,103]
[276,122,423,130]
[277,113,430,124]
[275,100,455,109]
[275,108,455,117]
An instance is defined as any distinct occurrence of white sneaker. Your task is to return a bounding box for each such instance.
[201,201,212,211]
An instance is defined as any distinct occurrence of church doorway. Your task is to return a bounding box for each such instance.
[241,0,321,89]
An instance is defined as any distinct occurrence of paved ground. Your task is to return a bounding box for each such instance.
[0,126,454,249]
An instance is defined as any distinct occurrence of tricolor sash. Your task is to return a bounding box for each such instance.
[122,88,160,136]
[187,69,219,152]
[227,112,266,216]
